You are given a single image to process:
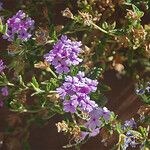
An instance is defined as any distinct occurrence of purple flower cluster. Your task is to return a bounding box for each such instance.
[57,71,98,113]
[44,35,82,74]
[123,131,137,150]
[1,86,8,96]
[3,10,34,41]
[122,118,136,130]
[0,59,6,73]
[81,107,111,140]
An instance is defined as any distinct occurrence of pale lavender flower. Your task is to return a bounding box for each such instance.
[85,108,102,129]
[124,118,136,129]
[89,128,100,137]
[1,86,8,96]
[101,107,111,121]
[44,35,82,74]
[123,131,137,150]
[85,107,111,130]
[63,99,78,113]
[81,128,100,141]
[3,10,34,41]
[0,59,6,73]
[80,107,111,141]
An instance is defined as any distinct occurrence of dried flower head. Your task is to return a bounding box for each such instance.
[34,61,50,71]
[62,8,74,19]
[132,26,147,41]
[113,63,124,74]
[47,93,60,103]
[71,125,82,141]
[7,43,23,53]
[35,27,49,45]
[78,11,93,26]
[144,41,150,56]
[56,121,69,133]
[116,36,130,48]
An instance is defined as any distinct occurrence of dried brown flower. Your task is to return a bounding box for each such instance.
[35,27,49,45]
[62,8,74,19]
[132,26,147,41]
[34,61,50,71]
[7,44,23,53]
[78,11,93,26]
[56,121,69,133]
[138,105,150,116]
[113,63,124,74]
[116,35,130,48]
[47,93,60,103]
[70,125,82,141]
[144,41,150,56]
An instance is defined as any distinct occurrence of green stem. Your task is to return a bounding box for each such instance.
[91,22,108,34]
[46,67,57,78]
[49,91,57,94]
[71,114,77,124]
[10,107,46,113]
[7,82,15,86]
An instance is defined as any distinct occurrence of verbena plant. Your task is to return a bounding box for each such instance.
[0,0,149,149]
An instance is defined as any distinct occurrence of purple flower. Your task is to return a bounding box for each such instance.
[123,118,136,129]
[81,128,100,140]
[123,131,137,150]
[63,100,78,113]
[80,106,112,141]
[0,99,3,108]
[0,59,6,73]
[85,109,102,129]
[44,35,82,74]
[89,128,100,137]
[85,107,111,130]
[136,89,145,95]
[57,72,98,113]
[1,86,8,96]
[101,107,111,121]
[3,10,34,42]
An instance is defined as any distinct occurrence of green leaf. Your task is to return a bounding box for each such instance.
[99,84,111,92]
[102,22,108,30]
[2,24,8,34]
[0,18,3,32]
[32,76,39,88]
[87,67,102,79]
[18,75,26,87]
[49,24,57,42]
[132,4,144,18]
[22,140,31,150]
